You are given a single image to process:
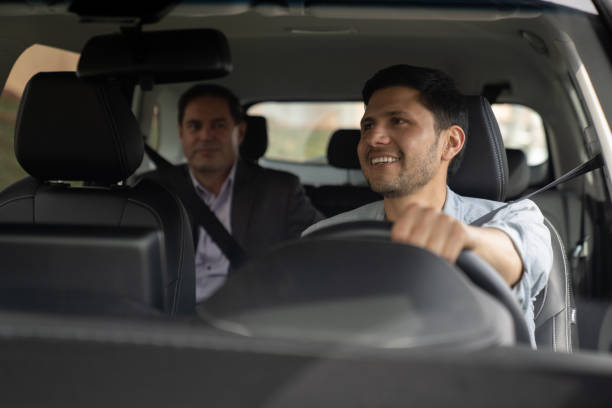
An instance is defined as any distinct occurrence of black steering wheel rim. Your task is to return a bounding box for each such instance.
[307,220,532,345]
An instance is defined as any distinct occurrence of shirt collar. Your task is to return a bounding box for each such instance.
[442,185,461,217]
[189,161,238,199]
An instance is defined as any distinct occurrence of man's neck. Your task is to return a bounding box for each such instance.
[190,166,233,197]
[383,181,448,222]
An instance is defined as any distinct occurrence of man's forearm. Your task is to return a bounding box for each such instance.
[465,225,523,286]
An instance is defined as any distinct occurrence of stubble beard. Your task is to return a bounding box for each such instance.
[365,138,440,198]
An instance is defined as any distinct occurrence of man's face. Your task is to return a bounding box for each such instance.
[358,86,443,198]
[179,96,244,176]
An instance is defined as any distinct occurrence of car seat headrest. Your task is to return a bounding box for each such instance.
[327,129,361,169]
[15,72,144,184]
[505,148,530,200]
[448,95,508,201]
[239,115,268,162]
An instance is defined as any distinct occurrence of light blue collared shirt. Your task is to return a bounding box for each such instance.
[303,186,553,347]
[190,164,237,303]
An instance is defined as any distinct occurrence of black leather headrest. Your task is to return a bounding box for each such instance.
[240,115,268,162]
[505,148,530,200]
[327,129,361,169]
[449,96,508,201]
[15,72,144,183]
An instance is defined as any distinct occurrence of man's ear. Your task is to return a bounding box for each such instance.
[442,125,465,162]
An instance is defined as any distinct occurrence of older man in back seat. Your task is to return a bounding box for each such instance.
[146,84,322,302]
[304,65,552,347]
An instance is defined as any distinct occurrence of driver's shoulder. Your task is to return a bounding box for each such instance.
[448,188,542,225]
[302,200,385,236]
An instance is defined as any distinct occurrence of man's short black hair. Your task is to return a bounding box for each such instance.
[362,64,468,178]
[177,84,244,125]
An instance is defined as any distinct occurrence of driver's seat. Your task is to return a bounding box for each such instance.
[450,95,574,352]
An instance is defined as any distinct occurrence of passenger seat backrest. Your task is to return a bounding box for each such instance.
[446,96,574,350]
[505,148,530,200]
[449,95,508,201]
[534,218,575,352]
[0,72,195,316]
[0,224,167,316]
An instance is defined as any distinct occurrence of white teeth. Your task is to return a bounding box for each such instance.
[371,156,399,165]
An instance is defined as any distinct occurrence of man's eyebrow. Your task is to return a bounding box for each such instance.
[361,110,410,125]
[386,110,409,116]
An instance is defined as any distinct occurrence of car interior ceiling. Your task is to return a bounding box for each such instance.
[0,1,611,356]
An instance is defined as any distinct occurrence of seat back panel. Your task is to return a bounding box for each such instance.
[0,224,166,312]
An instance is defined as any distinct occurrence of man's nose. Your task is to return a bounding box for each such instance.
[195,126,213,141]
[363,124,390,145]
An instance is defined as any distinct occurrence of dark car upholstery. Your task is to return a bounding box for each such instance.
[0,72,195,316]
[505,148,531,200]
[240,115,268,163]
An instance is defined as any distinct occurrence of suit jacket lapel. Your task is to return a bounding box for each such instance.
[231,159,256,248]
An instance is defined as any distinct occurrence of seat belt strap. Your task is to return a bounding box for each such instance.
[470,153,604,227]
[144,145,248,268]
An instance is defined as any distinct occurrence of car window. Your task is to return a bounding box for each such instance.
[248,101,549,185]
[491,104,548,166]
[248,101,364,164]
[0,44,79,190]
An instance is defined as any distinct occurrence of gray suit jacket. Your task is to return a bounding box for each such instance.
[144,159,323,257]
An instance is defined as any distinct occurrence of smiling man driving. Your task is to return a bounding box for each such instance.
[303,65,552,347]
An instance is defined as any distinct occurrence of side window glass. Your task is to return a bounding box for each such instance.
[491,104,549,184]
[0,44,79,190]
[148,104,161,149]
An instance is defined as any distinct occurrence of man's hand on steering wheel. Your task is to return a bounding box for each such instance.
[390,202,476,264]
[389,202,522,286]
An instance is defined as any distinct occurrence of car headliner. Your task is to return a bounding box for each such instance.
[1,2,609,179]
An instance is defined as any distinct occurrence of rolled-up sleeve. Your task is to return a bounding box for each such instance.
[481,199,553,311]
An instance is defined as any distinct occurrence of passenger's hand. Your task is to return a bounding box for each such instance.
[390,203,475,263]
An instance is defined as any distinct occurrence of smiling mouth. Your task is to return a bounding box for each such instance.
[370,156,399,165]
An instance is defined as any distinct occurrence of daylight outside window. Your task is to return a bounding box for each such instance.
[249,101,549,169]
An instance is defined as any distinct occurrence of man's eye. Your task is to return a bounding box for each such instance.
[362,123,373,130]
[213,122,227,129]
[391,117,407,125]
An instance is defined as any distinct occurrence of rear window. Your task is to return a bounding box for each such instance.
[248,101,548,169]
[248,102,363,164]
[0,44,79,190]
[491,104,548,166]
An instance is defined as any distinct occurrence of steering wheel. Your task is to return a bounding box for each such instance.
[307,220,532,345]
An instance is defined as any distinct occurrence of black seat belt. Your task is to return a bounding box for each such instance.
[471,153,604,226]
[144,144,248,269]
